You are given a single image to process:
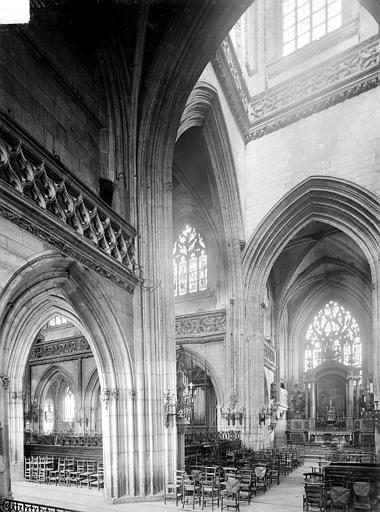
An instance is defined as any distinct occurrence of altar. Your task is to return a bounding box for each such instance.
[307,430,352,446]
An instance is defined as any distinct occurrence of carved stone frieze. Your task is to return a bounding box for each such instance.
[29,336,92,362]
[175,310,226,343]
[249,36,379,123]
[0,116,141,292]
[213,35,380,140]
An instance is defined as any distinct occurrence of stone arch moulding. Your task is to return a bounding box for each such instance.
[0,252,136,501]
[242,176,380,449]
[177,80,245,397]
[33,364,79,406]
[243,176,379,292]
[177,346,223,407]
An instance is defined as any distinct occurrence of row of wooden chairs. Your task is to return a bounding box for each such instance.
[24,456,104,490]
[303,471,378,511]
[164,464,275,510]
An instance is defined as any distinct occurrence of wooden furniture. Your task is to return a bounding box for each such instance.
[254,465,267,494]
[163,470,184,506]
[220,478,240,511]
[303,483,326,512]
[89,463,104,491]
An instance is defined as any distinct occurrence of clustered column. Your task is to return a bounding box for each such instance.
[0,376,11,500]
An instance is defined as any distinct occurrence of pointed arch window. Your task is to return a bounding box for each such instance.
[173,225,207,296]
[304,301,361,370]
[63,387,75,422]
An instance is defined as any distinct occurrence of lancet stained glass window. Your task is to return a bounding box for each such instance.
[173,225,207,296]
[282,0,342,56]
[63,387,75,422]
[304,301,361,370]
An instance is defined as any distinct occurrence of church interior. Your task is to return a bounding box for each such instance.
[0,0,379,510]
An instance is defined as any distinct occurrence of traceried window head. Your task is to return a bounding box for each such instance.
[282,0,342,56]
[173,225,207,297]
[304,301,361,370]
[63,387,75,422]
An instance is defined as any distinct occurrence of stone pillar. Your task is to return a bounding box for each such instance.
[9,391,25,481]
[346,374,354,419]
[304,382,309,419]
[0,376,11,500]
[310,379,316,420]
[176,420,188,471]
[354,377,360,419]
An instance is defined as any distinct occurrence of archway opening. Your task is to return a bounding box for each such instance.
[22,314,103,484]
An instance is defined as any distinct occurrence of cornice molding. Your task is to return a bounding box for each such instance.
[212,35,380,141]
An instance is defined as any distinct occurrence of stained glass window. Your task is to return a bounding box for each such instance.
[173,225,207,296]
[282,0,342,56]
[63,387,75,422]
[304,301,361,370]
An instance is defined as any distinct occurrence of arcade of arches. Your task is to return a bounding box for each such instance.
[0,0,379,505]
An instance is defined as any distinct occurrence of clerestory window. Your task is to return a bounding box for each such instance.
[173,225,207,297]
[282,0,342,56]
[304,301,361,370]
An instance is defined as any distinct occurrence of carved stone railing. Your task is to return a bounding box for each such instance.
[25,431,102,447]
[264,340,276,368]
[185,429,240,447]
[213,35,380,141]
[175,309,226,344]
[0,115,139,291]
[29,336,92,363]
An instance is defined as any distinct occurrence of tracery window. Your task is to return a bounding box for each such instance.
[304,301,361,370]
[282,0,342,56]
[173,225,207,297]
[63,387,75,422]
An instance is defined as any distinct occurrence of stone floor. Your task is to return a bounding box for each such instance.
[11,461,314,511]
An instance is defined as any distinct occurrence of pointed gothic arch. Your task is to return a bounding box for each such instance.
[241,176,380,448]
[0,251,136,500]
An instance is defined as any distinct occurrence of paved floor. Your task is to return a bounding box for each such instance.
[11,461,313,511]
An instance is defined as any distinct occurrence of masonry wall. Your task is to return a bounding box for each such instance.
[244,87,380,240]
[0,23,107,193]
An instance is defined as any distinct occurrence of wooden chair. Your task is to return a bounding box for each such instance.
[67,460,86,487]
[31,456,39,481]
[80,460,97,487]
[182,472,200,509]
[327,485,351,512]
[303,483,326,512]
[221,478,240,511]
[268,459,280,486]
[89,463,104,491]
[164,470,184,506]
[24,457,31,481]
[254,465,267,494]
[201,474,218,510]
[239,470,254,504]
[352,481,375,511]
